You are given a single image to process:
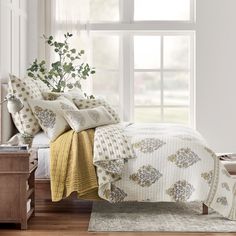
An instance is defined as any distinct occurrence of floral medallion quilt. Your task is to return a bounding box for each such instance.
[93,123,236,220]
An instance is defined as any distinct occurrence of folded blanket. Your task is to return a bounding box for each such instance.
[50,129,100,201]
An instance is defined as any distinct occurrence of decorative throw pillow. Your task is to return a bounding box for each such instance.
[42,89,85,101]
[8,74,43,135]
[62,106,116,132]
[73,98,120,123]
[28,97,78,141]
[31,79,51,93]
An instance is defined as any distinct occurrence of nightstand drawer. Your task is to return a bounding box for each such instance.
[0,152,30,172]
[0,150,37,173]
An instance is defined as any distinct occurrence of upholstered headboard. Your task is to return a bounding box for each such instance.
[0,80,17,143]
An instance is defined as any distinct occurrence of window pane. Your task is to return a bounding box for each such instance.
[164,36,190,69]
[90,0,119,22]
[164,72,189,106]
[134,0,191,21]
[164,108,189,124]
[92,35,119,69]
[135,107,161,123]
[55,0,86,22]
[93,70,119,107]
[134,36,161,69]
[134,72,161,106]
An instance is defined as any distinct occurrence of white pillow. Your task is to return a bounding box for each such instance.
[62,106,116,132]
[29,78,51,93]
[28,97,78,141]
[73,98,120,123]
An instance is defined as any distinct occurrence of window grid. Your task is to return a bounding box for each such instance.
[132,31,194,125]
[53,0,196,126]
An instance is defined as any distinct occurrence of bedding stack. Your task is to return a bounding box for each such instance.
[7,74,120,182]
[7,74,120,143]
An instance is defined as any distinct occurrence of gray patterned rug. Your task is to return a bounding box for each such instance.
[88,201,236,232]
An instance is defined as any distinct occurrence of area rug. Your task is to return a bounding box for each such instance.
[88,201,236,232]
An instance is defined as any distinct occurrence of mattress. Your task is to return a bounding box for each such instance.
[32,132,50,148]
[35,148,50,179]
[32,132,50,179]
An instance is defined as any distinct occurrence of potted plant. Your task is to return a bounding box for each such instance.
[27,33,95,98]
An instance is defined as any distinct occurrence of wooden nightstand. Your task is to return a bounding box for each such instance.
[0,149,38,229]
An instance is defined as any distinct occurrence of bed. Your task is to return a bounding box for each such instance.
[1,80,236,220]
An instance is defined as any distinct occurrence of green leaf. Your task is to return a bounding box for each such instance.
[28,72,34,77]
[27,33,95,99]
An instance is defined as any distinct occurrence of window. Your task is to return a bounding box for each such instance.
[134,0,191,21]
[133,33,192,124]
[53,0,195,126]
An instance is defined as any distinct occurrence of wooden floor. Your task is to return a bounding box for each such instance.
[0,200,236,236]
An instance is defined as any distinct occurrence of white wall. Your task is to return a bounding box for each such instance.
[196,0,236,152]
[0,0,28,80]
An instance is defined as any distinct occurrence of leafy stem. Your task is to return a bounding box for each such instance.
[27,32,95,94]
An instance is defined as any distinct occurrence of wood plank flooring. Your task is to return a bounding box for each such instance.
[0,200,236,236]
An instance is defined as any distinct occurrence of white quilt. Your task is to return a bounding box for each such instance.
[93,123,236,220]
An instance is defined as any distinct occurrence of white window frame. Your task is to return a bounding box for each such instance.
[119,31,195,126]
[53,0,196,127]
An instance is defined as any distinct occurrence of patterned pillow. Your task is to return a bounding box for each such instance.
[62,106,116,132]
[73,98,120,123]
[31,79,50,93]
[28,97,78,141]
[8,74,43,135]
[42,89,85,101]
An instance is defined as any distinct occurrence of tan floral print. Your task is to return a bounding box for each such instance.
[34,106,56,128]
[88,109,100,122]
[217,196,228,206]
[168,148,201,168]
[201,170,213,185]
[130,165,162,187]
[133,138,166,153]
[166,180,195,202]
[104,185,127,203]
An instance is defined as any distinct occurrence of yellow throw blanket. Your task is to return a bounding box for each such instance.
[50,129,100,201]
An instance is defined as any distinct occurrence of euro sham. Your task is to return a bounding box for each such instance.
[8,74,43,135]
